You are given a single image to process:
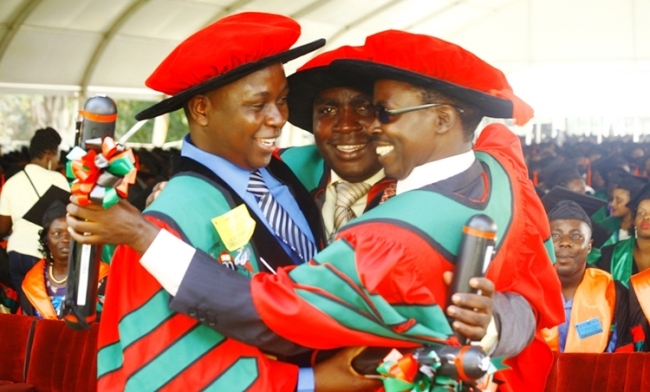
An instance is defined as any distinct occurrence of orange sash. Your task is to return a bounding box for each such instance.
[543,268,616,353]
[22,259,57,319]
[22,259,110,320]
[630,268,650,324]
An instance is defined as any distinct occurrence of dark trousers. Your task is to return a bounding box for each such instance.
[8,251,40,312]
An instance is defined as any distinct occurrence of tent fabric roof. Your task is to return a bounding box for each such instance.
[1,0,649,101]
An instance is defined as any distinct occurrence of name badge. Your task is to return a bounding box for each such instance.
[575,318,603,340]
[212,204,256,251]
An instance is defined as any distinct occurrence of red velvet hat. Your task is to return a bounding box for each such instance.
[136,12,325,120]
[331,30,534,125]
[287,45,374,132]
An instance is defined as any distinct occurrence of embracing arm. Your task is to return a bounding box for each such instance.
[67,196,311,357]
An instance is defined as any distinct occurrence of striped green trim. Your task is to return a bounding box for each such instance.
[118,290,174,349]
[97,342,124,378]
[301,240,452,340]
[313,240,361,285]
[278,145,325,192]
[296,289,448,343]
[125,325,226,391]
[202,358,259,392]
[350,152,512,257]
[146,174,260,273]
[392,304,453,336]
[544,238,556,265]
[101,244,116,264]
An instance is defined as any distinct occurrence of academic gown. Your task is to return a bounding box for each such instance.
[169,124,565,392]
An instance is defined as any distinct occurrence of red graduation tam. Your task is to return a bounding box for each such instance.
[136,12,325,120]
[287,45,374,132]
[332,30,534,125]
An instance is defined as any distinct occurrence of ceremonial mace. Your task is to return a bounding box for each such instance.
[62,95,117,329]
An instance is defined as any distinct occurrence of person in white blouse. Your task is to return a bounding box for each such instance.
[0,127,69,312]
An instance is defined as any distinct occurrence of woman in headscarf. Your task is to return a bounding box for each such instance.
[21,200,109,319]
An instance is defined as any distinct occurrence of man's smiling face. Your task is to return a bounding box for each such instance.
[312,87,382,183]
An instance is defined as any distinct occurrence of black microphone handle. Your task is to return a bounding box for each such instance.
[447,214,497,343]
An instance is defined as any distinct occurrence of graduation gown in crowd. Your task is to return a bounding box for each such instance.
[543,267,644,353]
[597,238,639,287]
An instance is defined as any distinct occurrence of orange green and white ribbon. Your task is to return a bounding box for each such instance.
[66,137,136,209]
[376,347,508,392]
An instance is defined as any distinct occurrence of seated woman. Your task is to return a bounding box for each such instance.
[21,199,109,319]
[596,183,650,350]
[599,174,647,246]
[597,182,650,286]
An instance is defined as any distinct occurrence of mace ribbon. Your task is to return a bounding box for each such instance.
[377,348,508,392]
[66,137,137,209]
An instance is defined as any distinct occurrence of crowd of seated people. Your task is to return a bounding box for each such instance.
[526,136,650,353]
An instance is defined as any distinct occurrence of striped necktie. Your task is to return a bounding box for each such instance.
[248,170,317,262]
[332,181,371,240]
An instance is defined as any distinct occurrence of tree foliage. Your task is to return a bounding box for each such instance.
[115,100,187,144]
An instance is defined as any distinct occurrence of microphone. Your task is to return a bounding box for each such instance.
[447,214,497,344]
[62,95,117,329]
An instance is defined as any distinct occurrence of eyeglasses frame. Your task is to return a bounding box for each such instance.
[375,103,465,124]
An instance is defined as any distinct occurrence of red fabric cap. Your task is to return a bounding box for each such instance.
[146,12,301,96]
[297,45,367,72]
[287,44,373,132]
[362,30,534,125]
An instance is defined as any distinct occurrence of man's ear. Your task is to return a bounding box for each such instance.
[433,105,458,135]
[187,95,209,127]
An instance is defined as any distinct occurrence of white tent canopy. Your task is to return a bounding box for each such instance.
[1,0,649,118]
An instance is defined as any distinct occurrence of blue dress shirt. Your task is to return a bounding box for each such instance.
[181,135,315,265]
[181,136,315,391]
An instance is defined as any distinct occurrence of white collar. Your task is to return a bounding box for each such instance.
[330,168,386,187]
[396,150,476,195]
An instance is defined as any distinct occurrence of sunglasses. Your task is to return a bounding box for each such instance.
[374,103,464,124]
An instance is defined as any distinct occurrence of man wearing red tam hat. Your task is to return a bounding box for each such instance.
[67,12,385,392]
[159,31,562,391]
[70,29,564,391]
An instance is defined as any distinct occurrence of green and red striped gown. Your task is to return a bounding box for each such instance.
[250,124,565,392]
[96,173,301,392]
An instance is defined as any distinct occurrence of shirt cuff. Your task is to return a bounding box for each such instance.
[139,229,196,296]
[480,315,499,354]
[297,367,315,392]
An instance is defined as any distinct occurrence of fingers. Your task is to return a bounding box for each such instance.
[145,191,158,208]
[446,277,495,342]
[449,318,489,342]
[65,213,105,245]
[442,270,453,286]
[66,227,105,245]
[469,277,495,298]
[448,295,491,342]
[341,346,368,363]
[146,181,168,207]
[153,181,167,193]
